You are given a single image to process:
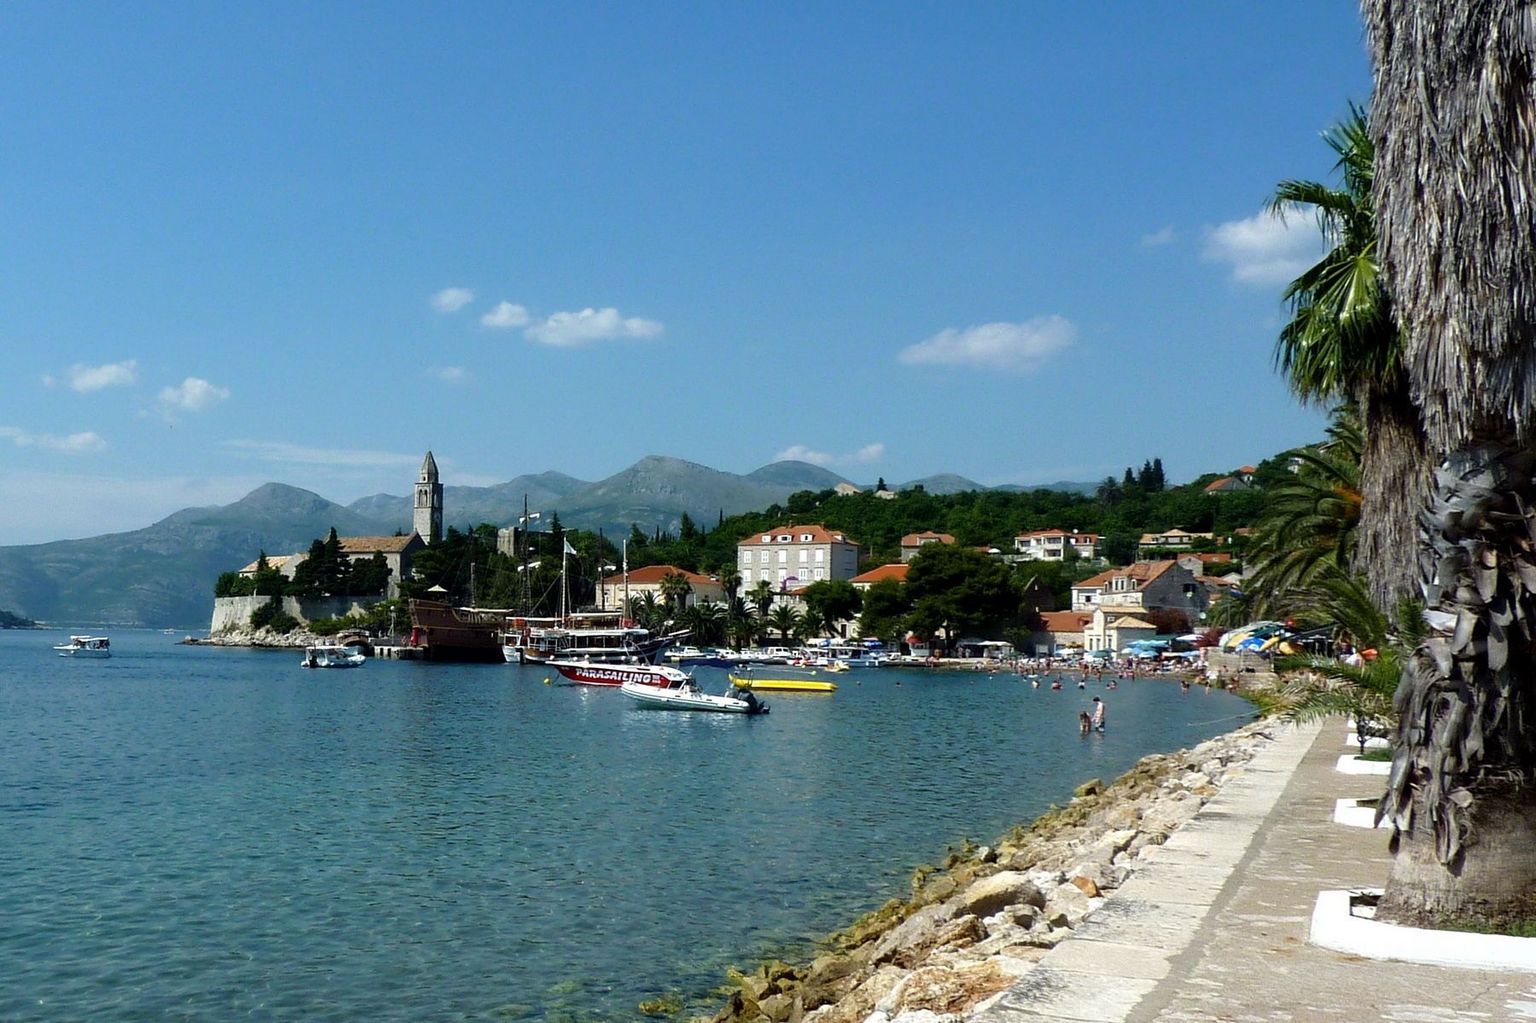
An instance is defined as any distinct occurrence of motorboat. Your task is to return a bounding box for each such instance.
[54,635,111,657]
[549,660,691,688]
[729,673,837,693]
[301,644,366,669]
[620,676,768,714]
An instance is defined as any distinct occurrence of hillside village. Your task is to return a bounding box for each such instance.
[209,450,1265,656]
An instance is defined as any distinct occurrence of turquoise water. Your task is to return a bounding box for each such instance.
[0,631,1250,1021]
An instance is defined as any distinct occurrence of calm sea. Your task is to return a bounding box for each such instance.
[0,630,1250,1022]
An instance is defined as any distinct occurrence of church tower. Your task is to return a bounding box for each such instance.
[414,450,444,544]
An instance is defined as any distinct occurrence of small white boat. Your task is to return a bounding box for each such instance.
[619,677,768,714]
[301,644,366,669]
[54,635,111,657]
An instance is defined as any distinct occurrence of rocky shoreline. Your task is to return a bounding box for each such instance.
[190,627,329,649]
[701,717,1276,1023]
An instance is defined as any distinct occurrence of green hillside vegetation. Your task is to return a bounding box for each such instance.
[0,609,37,628]
[625,455,1269,575]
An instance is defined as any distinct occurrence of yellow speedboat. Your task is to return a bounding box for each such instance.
[730,674,838,693]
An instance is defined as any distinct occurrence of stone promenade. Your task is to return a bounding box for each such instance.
[973,720,1536,1022]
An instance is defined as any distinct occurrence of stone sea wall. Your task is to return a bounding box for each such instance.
[208,595,367,637]
[704,719,1275,1023]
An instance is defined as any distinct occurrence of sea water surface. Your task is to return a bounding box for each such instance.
[0,631,1250,1021]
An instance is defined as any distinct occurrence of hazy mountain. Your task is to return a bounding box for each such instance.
[991,480,1098,496]
[897,473,987,495]
[559,455,792,535]
[346,472,590,531]
[0,484,389,628]
[745,460,850,492]
[0,456,1097,627]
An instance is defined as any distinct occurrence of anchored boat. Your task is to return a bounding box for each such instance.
[549,660,690,688]
[54,635,111,658]
[729,674,837,693]
[301,644,366,669]
[620,675,769,714]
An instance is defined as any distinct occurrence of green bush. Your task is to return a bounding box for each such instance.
[249,596,299,634]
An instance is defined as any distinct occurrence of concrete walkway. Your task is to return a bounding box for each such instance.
[975,720,1536,1022]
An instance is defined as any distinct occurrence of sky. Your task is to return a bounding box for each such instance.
[0,3,1373,544]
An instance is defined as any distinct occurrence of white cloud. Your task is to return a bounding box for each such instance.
[0,426,107,454]
[480,301,531,329]
[1140,226,1176,247]
[433,366,467,382]
[1204,210,1324,285]
[431,287,475,314]
[774,442,886,467]
[60,359,138,393]
[224,440,424,469]
[898,316,1076,374]
[157,377,230,414]
[525,307,664,347]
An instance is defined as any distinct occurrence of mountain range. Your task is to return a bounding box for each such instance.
[0,456,1093,628]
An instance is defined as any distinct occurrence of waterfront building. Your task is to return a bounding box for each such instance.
[595,564,723,611]
[1035,610,1093,653]
[1070,560,1206,616]
[414,450,444,544]
[737,523,860,593]
[1013,528,1099,562]
[899,531,955,562]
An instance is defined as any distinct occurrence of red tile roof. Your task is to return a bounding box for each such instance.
[599,564,717,586]
[339,534,422,554]
[900,531,955,546]
[851,563,909,585]
[1074,560,1178,590]
[1016,528,1100,542]
[738,524,857,546]
[1039,610,1093,632]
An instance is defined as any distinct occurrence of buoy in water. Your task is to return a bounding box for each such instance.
[544,677,552,685]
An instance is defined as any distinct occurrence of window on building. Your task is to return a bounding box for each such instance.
[777,568,787,583]
[741,551,752,566]
[741,569,751,584]
[814,567,825,580]
[759,551,769,565]
[814,549,824,563]
[760,535,772,543]
[798,549,808,564]
[777,550,787,564]
[800,533,812,542]
[777,534,790,542]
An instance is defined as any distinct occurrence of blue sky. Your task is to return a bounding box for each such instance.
[0,3,1371,543]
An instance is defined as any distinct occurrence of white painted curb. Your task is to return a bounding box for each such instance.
[1311,889,1536,972]
[1335,754,1391,776]
[1331,798,1386,829]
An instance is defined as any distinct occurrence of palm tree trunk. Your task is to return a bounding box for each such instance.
[1381,774,1536,928]
[1376,444,1536,927]
[1355,382,1430,612]
[1365,0,1536,929]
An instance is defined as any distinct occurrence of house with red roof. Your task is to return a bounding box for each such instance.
[737,523,860,596]
[1013,528,1099,562]
[899,531,956,562]
[1071,560,1207,616]
[850,563,909,589]
[596,564,723,610]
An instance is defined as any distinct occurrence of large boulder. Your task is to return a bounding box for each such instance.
[953,871,1046,919]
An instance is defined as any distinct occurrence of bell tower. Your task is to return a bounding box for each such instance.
[414,450,444,544]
